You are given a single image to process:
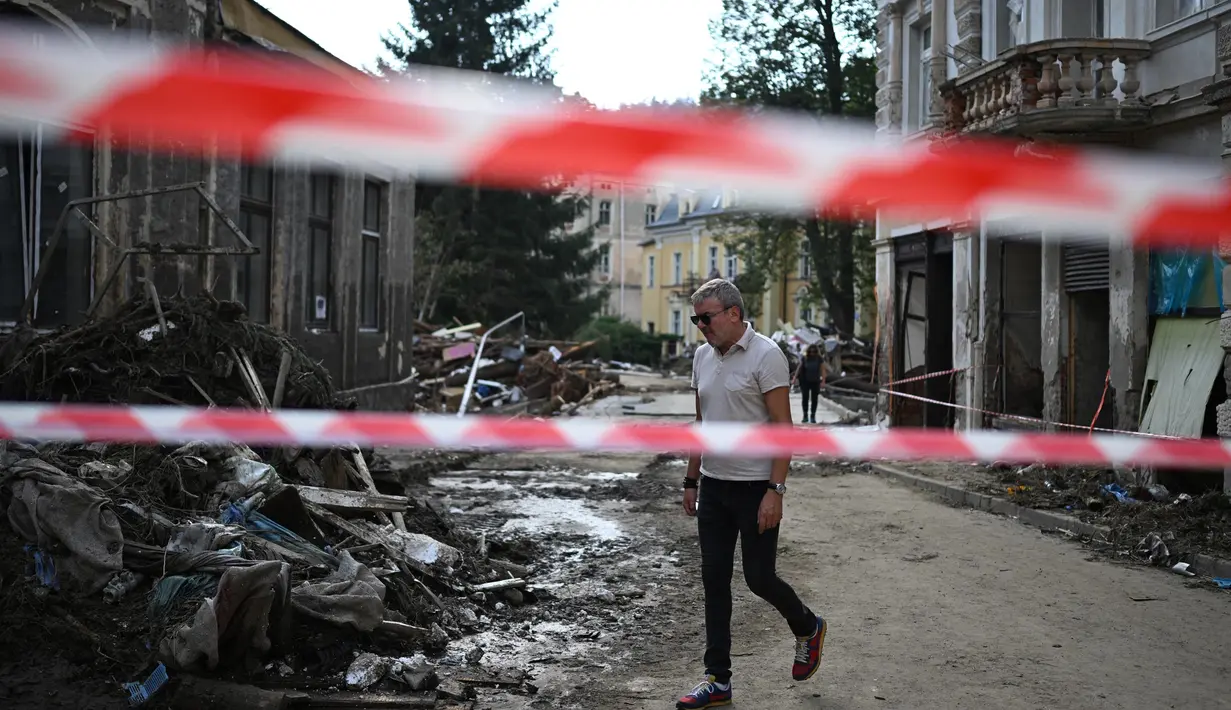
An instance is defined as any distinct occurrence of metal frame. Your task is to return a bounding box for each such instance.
[19,181,256,324]
[457,311,526,417]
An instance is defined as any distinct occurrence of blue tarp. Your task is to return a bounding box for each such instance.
[1150,249,1226,316]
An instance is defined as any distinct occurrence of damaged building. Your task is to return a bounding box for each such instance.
[0,0,415,408]
[873,0,1230,490]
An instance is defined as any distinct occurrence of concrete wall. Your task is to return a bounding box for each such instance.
[1,0,416,407]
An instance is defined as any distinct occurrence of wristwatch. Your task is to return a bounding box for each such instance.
[767,482,786,496]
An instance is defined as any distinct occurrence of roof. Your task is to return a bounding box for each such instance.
[646,188,733,231]
[222,0,362,79]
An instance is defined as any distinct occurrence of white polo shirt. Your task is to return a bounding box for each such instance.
[691,322,791,481]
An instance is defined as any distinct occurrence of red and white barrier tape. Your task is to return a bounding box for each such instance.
[881,366,969,388]
[0,403,1225,469]
[0,27,1229,247]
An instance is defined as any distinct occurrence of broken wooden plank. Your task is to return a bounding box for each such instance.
[349,448,406,532]
[300,691,436,708]
[272,350,293,408]
[306,503,453,585]
[376,619,429,640]
[470,578,526,593]
[293,485,409,513]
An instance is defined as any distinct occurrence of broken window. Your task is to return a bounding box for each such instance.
[0,132,94,327]
[361,179,384,330]
[307,172,334,327]
[238,164,273,324]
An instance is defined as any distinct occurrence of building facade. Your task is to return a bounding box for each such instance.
[567,176,667,323]
[874,0,1231,470]
[0,0,417,408]
[639,189,824,345]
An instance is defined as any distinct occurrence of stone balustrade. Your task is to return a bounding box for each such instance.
[943,39,1152,135]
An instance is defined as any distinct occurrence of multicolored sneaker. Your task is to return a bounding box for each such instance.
[792,615,827,681]
[676,675,733,709]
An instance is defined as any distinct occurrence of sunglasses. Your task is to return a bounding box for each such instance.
[690,306,731,326]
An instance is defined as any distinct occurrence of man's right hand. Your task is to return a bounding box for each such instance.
[683,487,698,516]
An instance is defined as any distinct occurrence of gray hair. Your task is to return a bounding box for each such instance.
[691,278,745,319]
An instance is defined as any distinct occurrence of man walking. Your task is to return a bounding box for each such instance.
[676,278,826,710]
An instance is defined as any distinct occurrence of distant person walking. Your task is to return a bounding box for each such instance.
[676,278,826,710]
[792,344,827,424]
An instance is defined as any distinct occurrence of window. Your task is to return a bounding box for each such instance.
[647,255,656,287]
[361,179,384,330]
[1154,0,1203,29]
[671,309,683,336]
[800,306,813,324]
[238,164,274,324]
[645,204,657,224]
[708,245,719,275]
[0,133,93,326]
[598,243,611,275]
[1062,0,1105,37]
[307,173,334,327]
[598,200,611,226]
[725,248,738,279]
[647,321,655,335]
[672,252,682,284]
[798,241,812,279]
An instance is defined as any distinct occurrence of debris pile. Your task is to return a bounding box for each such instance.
[0,294,347,410]
[0,296,544,707]
[410,321,622,414]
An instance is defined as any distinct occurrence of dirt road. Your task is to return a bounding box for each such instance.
[431,448,1231,709]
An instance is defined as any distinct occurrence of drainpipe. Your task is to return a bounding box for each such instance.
[619,180,625,319]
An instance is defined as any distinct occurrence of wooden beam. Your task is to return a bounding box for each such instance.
[293,485,408,513]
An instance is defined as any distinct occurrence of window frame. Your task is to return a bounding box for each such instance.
[598,200,612,226]
[647,254,656,287]
[672,251,682,285]
[360,178,385,331]
[724,248,739,280]
[307,172,335,329]
[645,203,657,224]
[1152,0,1207,30]
[238,163,274,324]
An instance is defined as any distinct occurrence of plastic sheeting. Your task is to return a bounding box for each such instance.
[1150,249,1226,316]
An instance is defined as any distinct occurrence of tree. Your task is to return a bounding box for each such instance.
[704,0,877,334]
[379,0,605,336]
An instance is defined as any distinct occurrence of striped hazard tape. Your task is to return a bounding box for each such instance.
[0,25,1228,247]
[0,403,1226,470]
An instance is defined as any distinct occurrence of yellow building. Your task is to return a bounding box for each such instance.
[639,189,822,345]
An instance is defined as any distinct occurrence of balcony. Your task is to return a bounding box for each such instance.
[941,39,1151,137]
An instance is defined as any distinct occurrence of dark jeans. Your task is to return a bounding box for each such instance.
[698,476,816,683]
[800,381,820,419]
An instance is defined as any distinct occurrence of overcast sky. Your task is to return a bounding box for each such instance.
[255,0,724,108]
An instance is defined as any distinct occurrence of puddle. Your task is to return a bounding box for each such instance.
[496,496,624,541]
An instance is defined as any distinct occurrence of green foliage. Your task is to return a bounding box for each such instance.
[381,0,603,337]
[574,316,668,365]
[711,213,803,320]
[703,0,877,333]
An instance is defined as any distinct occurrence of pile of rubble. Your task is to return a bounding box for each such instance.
[0,296,543,707]
[411,321,622,414]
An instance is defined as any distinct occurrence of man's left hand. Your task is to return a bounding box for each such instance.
[758,490,783,533]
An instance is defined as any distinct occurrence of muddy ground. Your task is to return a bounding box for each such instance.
[408,449,1231,709]
[4,439,1230,708]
